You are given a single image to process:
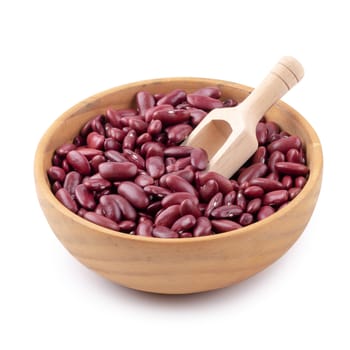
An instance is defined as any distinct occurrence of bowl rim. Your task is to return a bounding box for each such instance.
[34,77,323,245]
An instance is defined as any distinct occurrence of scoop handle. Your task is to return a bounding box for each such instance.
[238,56,304,125]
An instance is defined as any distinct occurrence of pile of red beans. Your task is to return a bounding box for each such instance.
[48,87,309,238]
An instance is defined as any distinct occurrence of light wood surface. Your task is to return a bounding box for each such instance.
[34,77,322,294]
[184,57,304,178]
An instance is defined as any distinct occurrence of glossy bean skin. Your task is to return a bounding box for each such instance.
[83,177,111,191]
[210,205,243,219]
[171,215,197,233]
[83,211,120,231]
[243,185,264,198]
[55,188,78,213]
[146,156,165,178]
[257,205,275,220]
[66,150,91,175]
[267,135,302,154]
[239,213,254,226]
[63,171,81,197]
[98,161,137,181]
[187,94,224,110]
[180,198,202,218]
[252,146,267,164]
[275,162,309,176]
[263,190,289,206]
[197,172,233,194]
[246,198,262,214]
[190,148,208,170]
[204,192,223,217]
[152,226,179,238]
[154,204,181,227]
[193,216,212,237]
[161,192,199,208]
[47,166,66,183]
[117,181,149,209]
[134,174,154,187]
[256,122,268,145]
[136,91,155,116]
[99,195,122,222]
[165,174,197,196]
[211,219,241,233]
[103,194,137,221]
[248,177,284,192]
[74,184,96,210]
[156,89,186,106]
[199,179,219,202]
[135,219,153,237]
[55,143,77,157]
[167,124,193,143]
[237,163,268,184]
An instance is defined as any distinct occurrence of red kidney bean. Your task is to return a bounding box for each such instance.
[52,154,62,167]
[246,198,262,214]
[84,211,120,231]
[63,171,81,197]
[256,122,268,145]
[47,166,66,183]
[163,146,193,158]
[104,194,137,221]
[187,94,224,110]
[180,198,202,218]
[204,192,223,217]
[237,163,268,184]
[83,177,111,191]
[98,161,137,181]
[156,89,186,106]
[144,185,171,198]
[275,162,309,175]
[51,181,62,193]
[193,86,221,98]
[172,156,191,171]
[189,108,207,126]
[171,215,196,233]
[91,116,105,136]
[99,195,122,222]
[210,205,243,219]
[211,219,241,233]
[136,91,155,116]
[267,172,279,181]
[193,216,212,237]
[154,204,181,227]
[134,174,154,187]
[55,188,78,213]
[104,150,128,162]
[289,187,302,200]
[197,172,233,194]
[145,104,173,123]
[109,127,126,142]
[281,175,293,189]
[123,149,145,169]
[136,132,152,146]
[74,184,96,210]
[147,119,163,136]
[248,177,284,191]
[239,213,254,226]
[141,142,165,158]
[152,109,191,125]
[257,205,275,220]
[129,119,148,134]
[267,135,302,154]
[265,121,280,142]
[76,147,104,159]
[165,174,197,196]
[122,129,137,150]
[119,220,136,233]
[62,158,71,172]
[167,124,193,144]
[190,148,208,170]
[268,150,285,173]
[199,179,219,202]
[152,226,179,238]
[224,190,237,205]
[105,108,122,128]
[161,192,199,208]
[55,143,77,157]
[179,232,193,238]
[87,131,105,149]
[263,190,289,206]
[236,191,247,210]
[295,176,307,188]
[90,154,105,172]
[117,181,149,209]
[66,150,91,175]
[286,148,301,163]
[243,185,264,198]
[145,156,165,178]
[135,218,153,237]
[104,138,121,151]
[252,146,267,164]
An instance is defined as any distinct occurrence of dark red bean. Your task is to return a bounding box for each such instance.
[193,216,212,237]
[167,124,193,143]
[55,188,78,213]
[210,205,243,219]
[180,198,202,218]
[289,187,302,200]
[265,121,280,142]
[171,215,196,233]
[236,191,247,211]
[152,226,179,238]
[263,190,289,206]
[197,172,233,194]
[145,104,173,123]
[141,142,165,158]
[268,150,285,173]
[63,171,81,197]
[211,219,241,233]
[281,175,293,189]
[136,91,155,116]
[237,163,268,184]
[162,192,199,208]
[256,122,268,145]
[110,127,126,142]
[224,190,237,205]
[248,177,284,191]
[147,119,163,136]
[154,204,181,227]
[165,174,197,196]
[104,150,128,162]
[99,195,122,222]
[83,177,111,191]
[74,184,96,210]
[87,131,105,149]
[135,219,153,237]
[98,162,137,181]
[119,220,136,233]
[252,146,267,164]
[295,176,307,188]
[51,181,62,193]
[275,162,309,176]
[163,146,194,158]
[267,135,302,154]
[123,149,145,169]
[189,108,207,126]
[134,174,154,187]
[136,132,152,146]
[246,198,262,214]
[128,118,148,134]
[190,148,208,170]
[83,212,120,231]
[199,179,219,202]
[239,213,254,226]
[47,166,66,183]
[257,205,275,220]
[105,108,122,128]
[103,194,137,221]
[243,185,264,198]
[187,94,224,110]
[90,154,106,172]
[144,185,171,198]
[117,181,149,209]
[173,157,191,171]
[152,109,191,125]
[66,150,91,175]
[204,192,223,217]
[104,138,121,151]
[286,148,301,163]
[179,232,193,238]
[146,156,165,178]
[76,147,104,159]
[55,143,77,157]
[123,129,137,150]
[156,89,186,106]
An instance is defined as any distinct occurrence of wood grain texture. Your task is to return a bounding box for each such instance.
[34,78,323,294]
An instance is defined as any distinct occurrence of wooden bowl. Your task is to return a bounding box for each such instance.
[34,78,323,294]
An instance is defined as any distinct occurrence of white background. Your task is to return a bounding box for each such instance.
[1,1,349,349]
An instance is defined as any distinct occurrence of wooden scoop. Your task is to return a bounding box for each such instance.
[183,56,304,178]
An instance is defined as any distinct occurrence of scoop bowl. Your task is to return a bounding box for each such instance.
[34,77,323,294]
